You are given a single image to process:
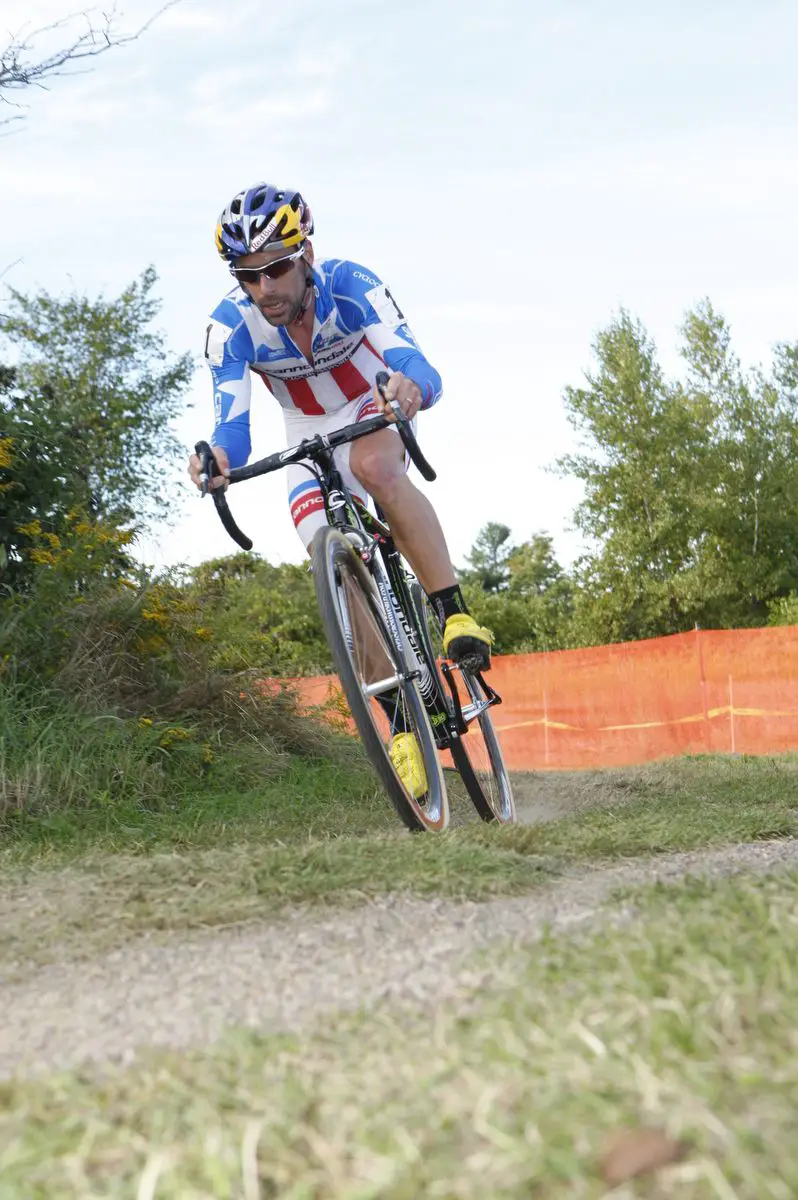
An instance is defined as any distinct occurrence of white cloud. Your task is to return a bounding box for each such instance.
[151,1,234,34]
[188,87,334,131]
[184,40,350,131]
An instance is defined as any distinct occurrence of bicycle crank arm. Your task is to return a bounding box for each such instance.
[441,662,503,737]
[473,671,502,707]
[441,662,469,735]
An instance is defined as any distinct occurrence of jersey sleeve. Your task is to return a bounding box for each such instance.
[203,298,256,468]
[330,262,443,409]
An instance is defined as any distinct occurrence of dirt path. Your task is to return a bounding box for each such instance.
[3,838,798,1080]
[511,770,616,824]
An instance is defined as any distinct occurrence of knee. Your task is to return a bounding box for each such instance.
[351,450,403,502]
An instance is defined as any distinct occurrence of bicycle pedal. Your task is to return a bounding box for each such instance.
[451,653,489,672]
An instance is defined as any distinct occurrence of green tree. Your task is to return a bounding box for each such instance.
[0,268,193,588]
[460,530,574,653]
[506,533,565,597]
[558,302,798,644]
[459,522,515,592]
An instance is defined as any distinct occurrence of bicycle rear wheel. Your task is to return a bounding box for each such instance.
[411,584,515,824]
[312,527,449,832]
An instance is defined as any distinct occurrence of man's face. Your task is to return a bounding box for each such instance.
[232,242,313,326]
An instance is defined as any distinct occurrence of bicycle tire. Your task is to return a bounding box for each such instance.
[411,583,515,825]
[311,527,449,832]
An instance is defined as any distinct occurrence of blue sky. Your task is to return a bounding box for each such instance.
[2,0,797,572]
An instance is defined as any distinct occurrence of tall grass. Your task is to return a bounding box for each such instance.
[0,561,361,834]
[1,674,365,822]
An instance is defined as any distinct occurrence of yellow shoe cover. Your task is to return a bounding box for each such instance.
[389,732,428,799]
[442,613,492,668]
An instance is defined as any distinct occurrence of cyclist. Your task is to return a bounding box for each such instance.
[188,182,491,797]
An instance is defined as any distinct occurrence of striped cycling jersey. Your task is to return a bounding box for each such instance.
[204,257,442,468]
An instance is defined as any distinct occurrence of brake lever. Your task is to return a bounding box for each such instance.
[198,445,214,498]
[374,370,437,482]
[375,374,407,426]
[386,397,407,426]
[194,440,253,550]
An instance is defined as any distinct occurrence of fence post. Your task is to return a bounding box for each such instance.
[542,652,550,766]
[728,673,736,754]
[695,624,711,751]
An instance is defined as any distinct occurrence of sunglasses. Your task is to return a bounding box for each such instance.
[230,246,306,284]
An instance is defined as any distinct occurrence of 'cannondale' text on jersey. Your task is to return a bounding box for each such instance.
[204,258,442,467]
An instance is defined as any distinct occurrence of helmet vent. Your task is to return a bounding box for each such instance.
[215,185,311,262]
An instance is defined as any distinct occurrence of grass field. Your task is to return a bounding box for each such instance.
[2,752,798,1196]
[2,752,797,972]
[2,865,797,1197]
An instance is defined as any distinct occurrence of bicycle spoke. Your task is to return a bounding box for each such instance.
[312,528,449,832]
[411,583,515,825]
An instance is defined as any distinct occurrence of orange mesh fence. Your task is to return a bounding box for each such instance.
[286,626,798,770]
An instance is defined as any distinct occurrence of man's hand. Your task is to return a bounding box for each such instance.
[188,445,230,491]
[373,371,423,421]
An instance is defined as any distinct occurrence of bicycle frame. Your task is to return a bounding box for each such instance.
[334,477,504,753]
[299,443,456,749]
[195,372,503,753]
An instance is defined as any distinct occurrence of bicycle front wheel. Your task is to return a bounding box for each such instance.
[411,583,515,825]
[311,527,449,832]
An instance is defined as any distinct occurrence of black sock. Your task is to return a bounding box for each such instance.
[428,584,469,629]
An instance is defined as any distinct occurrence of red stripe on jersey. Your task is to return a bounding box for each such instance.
[362,337,386,364]
[330,358,370,403]
[285,376,325,415]
[290,490,325,527]
[356,398,379,421]
[254,370,274,393]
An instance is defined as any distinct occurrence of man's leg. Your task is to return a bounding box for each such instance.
[349,428,492,666]
[348,427,452,589]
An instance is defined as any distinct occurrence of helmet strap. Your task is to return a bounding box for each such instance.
[292,270,315,325]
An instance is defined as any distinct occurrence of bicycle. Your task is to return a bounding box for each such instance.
[195,372,515,833]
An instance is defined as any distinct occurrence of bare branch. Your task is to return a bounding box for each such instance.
[0,2,179,123]
[0,259,22,283]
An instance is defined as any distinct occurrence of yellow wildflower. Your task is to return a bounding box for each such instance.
[159,726,192,748]
[0,437,13,469]
[141,608,169,625]
[16,520,42,537]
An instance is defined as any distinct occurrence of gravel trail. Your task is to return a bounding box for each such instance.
[3,838,798,1080]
